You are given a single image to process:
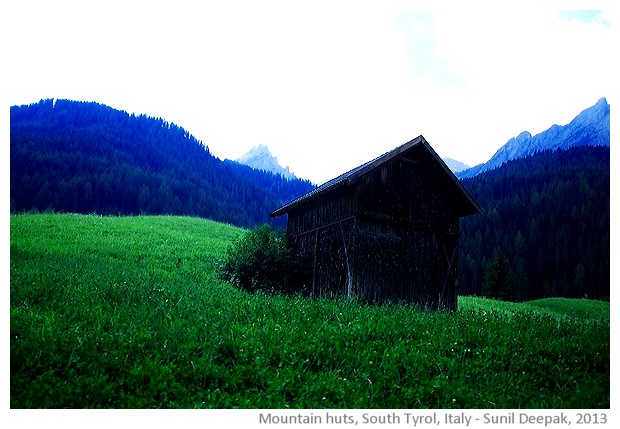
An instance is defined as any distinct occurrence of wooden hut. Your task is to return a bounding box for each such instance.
[270,136,481,310]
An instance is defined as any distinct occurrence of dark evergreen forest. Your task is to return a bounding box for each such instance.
[10,99,315,228]
[458,146,610,301]
[10,99,609,301]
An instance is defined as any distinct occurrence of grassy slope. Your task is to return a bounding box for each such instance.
[459,296,610,321]
[10,214,610,408]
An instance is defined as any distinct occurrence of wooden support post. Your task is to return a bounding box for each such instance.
[340,222,352,297]
[311,228,318,296]
[439,237,458,310]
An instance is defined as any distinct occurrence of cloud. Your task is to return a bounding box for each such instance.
[558,10,609,26]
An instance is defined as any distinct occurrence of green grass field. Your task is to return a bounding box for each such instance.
[10,214,610,408]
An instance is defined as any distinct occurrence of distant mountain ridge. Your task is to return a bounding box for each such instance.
[458,97,610,178]
[235,145,297,180]
[442,157,470,173]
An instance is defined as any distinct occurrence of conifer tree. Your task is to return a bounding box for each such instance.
[483,248,516,301]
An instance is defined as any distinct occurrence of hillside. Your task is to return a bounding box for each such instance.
[458,97,610,178]
[458,145,610,301]
[10,214,609,408]
[9,99,315,228]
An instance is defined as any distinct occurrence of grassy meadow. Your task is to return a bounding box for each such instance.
[10,214,609,408]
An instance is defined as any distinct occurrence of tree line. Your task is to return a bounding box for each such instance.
[10,99,315,228]
[458,145,610,301]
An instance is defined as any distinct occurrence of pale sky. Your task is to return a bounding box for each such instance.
[3,1,616,184]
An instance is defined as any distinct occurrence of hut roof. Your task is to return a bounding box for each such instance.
[270,135,482,218]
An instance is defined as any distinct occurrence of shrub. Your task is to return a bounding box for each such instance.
[219,224,300,294]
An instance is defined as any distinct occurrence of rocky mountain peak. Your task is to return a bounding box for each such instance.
[235,145,297,180]
[457,98,609,179]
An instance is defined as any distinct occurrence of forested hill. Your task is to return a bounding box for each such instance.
[10,99,315,228]
[458,145,610,301]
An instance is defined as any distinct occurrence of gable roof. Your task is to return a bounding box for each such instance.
[270,135,482,218]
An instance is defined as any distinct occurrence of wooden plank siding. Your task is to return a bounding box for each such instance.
[271,136,480,310]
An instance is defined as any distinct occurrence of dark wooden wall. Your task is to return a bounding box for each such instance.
[352,221,459,309]
[286,185,356,236]
[286,156,461,310]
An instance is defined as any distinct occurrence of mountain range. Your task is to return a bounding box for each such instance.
[232,98,609,179]
[9,96,610,301]
[457,97,610,178]
[10,97,609,225]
